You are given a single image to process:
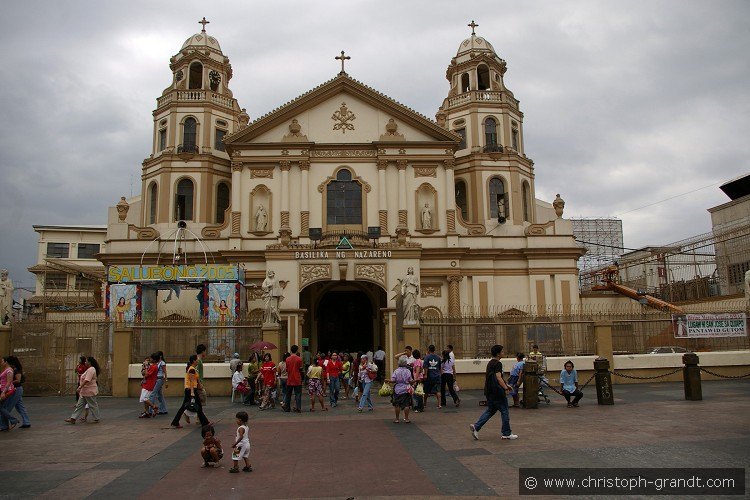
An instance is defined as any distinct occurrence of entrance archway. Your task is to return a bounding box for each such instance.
[299,281,387,356]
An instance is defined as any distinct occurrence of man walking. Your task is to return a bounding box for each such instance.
[470,344,517,440]
[373,346,386,381]
[283,345,303,413]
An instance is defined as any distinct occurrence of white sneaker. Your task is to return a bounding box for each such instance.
[469,424,479,440]
[501,434,519,440]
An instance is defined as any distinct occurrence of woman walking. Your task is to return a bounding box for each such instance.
[258,353,276,410]
[149,351,168,415]
[411,349,425,412]
[440,350,460,408]
[357,355,376,412]
[388,355,415,423]
[7,356,30,428]
[171,355,209,429]
[65,357,101,424]
[341,354,351,399]
[0,356,19,431]
[276,353,288,408]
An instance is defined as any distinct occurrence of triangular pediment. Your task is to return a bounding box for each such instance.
[224,75,459,146]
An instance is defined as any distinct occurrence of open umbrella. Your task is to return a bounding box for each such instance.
[249,340,278,352]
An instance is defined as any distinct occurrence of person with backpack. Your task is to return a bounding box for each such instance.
[469,345,517,441]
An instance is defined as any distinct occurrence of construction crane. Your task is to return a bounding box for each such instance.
[590,265,684,313]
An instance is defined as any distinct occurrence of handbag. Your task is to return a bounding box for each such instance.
[414,382,424,396]
[186,397,198,413]
[236,382,249,394]
[453,381,460,393]
[378,383,393,397]
[367,370,378,381]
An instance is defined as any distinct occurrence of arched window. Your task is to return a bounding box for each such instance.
[216,182,230,223]
[182,117,197,153]
[477,64,490,90]
[455,179,468,219]
[522,181,531,223]
[188,62,203,89]
[484,117,498,147]
[148,182,158,224]
[489,177,508,220]
[326,169,362,225]
[175,178,194,221]
[461,73,470,92]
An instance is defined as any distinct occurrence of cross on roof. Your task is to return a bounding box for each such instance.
[468,20,479,36]
[335,50,351,76]
[199,17,210,33]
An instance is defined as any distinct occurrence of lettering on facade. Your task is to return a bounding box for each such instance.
[294,250,393,260]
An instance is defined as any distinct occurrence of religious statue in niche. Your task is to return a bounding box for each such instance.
[0,269,14,325]
[255,205,268,232]
[209,70,221,91]
[421,203,433,230]
[258,270,286,325]
[399,267,420,325]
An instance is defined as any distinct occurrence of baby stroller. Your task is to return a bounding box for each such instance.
[529,353,551,406]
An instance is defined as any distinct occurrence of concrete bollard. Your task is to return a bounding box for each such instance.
[683,352,702,401]
[522,360,539,409]
[594,357,614,405]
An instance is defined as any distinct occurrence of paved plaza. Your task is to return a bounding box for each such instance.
[1,380,749,499]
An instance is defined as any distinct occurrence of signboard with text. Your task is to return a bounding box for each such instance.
[108,264,243,283]
[672,313,747,338]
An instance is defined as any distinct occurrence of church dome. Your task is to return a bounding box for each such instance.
[181,32,222,53]
[456,35,497,57]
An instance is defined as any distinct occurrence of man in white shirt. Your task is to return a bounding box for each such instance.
[373,346,386,382]
[447,344,455,362]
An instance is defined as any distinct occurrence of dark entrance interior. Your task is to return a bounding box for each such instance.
[317,290,372,353]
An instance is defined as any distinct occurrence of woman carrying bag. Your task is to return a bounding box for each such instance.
[64,357,101,424]
[171,355,209,429]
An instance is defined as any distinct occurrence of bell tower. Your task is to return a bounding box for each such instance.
[437,21,536,227]
[141,18,245,230]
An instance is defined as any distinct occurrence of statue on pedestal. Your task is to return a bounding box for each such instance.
[400,267,420,325]
[0,269,14,324]
[260,270,284,325]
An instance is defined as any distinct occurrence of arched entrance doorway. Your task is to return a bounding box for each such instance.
[299,281,387,355]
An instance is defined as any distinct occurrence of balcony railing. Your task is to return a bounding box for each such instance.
[177,144,199,154]
[156,90,234,109]
[482,144,503,153]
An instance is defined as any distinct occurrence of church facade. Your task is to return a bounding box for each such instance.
[102,22,584,357]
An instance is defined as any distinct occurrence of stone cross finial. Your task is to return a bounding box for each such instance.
[199,17,210,33]
[468,20,479,36]
[335,50,351,76]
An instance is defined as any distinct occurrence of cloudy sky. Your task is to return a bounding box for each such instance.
[1,0,748,292]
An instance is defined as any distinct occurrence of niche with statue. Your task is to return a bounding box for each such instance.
[414,183,439,234]
[250,185,273,236]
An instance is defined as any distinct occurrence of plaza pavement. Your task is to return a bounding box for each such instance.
[1,380,749,499]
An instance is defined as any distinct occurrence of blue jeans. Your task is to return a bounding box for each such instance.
[284,384,302,411]
[474,395,511,437]
[358,380,373,409]
[13,386,30,426]
[0,390,20,430]
[149,378,168,413]
[328,376,341,405]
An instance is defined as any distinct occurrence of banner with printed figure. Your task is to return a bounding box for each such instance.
[672,313,747,338]
[109,284,138,323]
[207,282,238,359]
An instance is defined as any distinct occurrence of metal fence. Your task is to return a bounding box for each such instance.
[421,305,750,358]
[131,318,264,363]
[9,320,112,396]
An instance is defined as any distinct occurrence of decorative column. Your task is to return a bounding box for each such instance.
[299,160,310,235]
[279,160,292,246]
[396,159,408,244]
[444,159,457,234]
[377,159,388,233]
[447,274,463,317]
[230,161,242,236]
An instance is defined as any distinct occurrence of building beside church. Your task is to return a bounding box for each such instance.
[101,22,585,358]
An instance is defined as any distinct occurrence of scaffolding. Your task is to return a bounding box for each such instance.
[571,217,624,274]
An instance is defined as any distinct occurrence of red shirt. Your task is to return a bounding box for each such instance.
[286,354,302,386]
[142,364,158,391]
[326,360,343,378]
[261,361,276,386]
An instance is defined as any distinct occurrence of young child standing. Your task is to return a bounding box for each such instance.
[200,424,223,467]
[229,411,252,473]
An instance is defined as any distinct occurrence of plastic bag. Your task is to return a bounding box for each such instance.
[378,383,393,397]
[453,381,460,393]
[414,382,424,396]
